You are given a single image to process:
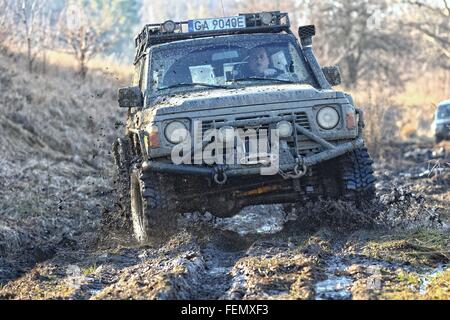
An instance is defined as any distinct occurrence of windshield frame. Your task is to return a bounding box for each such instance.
[437,103,450,120]
[145,33,318,99]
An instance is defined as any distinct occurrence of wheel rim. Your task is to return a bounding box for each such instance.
[130,172,148,243]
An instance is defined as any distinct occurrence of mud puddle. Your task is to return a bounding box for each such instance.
[418,265,447,295]
[315,256,353,300]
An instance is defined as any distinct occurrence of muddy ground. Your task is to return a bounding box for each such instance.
[1,142,448,301]
[0,53,449,300]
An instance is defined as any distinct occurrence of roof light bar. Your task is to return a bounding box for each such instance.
[134,12,291,63]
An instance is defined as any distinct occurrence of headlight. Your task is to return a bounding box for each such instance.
[218,126,235,144]
[165,121,189,144]
[317,107,340,130]
[277,121,293,137]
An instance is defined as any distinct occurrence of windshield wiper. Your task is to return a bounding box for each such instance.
[159,83,228,90]
[231,77,296,84]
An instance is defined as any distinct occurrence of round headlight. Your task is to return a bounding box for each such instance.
[317,107,340,130]
[165,121,189,144]
[277,121,293,138]
[162,20,176,33]
[260,12,273,25]
[218,126,236,144]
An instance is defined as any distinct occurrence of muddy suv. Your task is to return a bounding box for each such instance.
[114,12,376,243]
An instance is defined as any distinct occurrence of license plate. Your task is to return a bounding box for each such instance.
[188,16,246,33]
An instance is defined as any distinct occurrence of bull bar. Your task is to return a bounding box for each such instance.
[142,115,364,183]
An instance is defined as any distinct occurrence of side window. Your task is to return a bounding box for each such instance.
[132,61,141,86]
[289,44,307,80]
[140,57,149,92]
[132,59,148,92]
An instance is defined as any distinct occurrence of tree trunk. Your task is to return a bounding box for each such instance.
[79,51,87,79]
[43,51,46,75]
[345,57,359,89]
[27,37,33,73]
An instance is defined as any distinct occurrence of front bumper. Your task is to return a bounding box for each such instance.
[143,137,364,176]
[142,115,365,183]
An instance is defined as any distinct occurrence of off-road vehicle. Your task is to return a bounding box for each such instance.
[114,12,376,243]
[434,100,450,144]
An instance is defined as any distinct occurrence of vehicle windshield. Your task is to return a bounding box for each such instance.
[437,104,450,119]
[149,35,315,96]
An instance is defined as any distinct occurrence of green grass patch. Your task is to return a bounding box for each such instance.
[361,229,450,266]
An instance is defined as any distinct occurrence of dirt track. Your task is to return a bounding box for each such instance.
[0,141,448,300]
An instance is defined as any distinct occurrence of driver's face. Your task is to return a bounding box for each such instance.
[249,48,270,75]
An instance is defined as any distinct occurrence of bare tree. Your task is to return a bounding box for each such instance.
[40,9,53,75]
[14,0,49,73]
[57,0,116,79]
[404,0,450,69]
[0,0,11,48]
[307,0,415,88]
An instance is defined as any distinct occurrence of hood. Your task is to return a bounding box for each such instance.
[148,84,347,116]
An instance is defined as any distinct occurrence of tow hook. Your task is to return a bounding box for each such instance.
[293,163,308,178]
[279,159,308,180]
[213,166,228,185]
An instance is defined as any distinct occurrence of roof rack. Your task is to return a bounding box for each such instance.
[134,11,291,64]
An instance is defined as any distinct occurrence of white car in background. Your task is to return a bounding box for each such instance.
[435,100,450,144]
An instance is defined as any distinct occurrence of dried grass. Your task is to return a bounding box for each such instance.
[347,70,449,158]
[0,50,125,261]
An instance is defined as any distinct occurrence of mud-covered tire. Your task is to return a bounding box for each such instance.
[339,147,376,202]
[113,137,132,173]
[130,168,178,243]
[100,138,133,237]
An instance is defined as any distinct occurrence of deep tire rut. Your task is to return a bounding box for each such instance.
[190,243,245,300]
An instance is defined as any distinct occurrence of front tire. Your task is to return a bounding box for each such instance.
[130,169,178,243]
[339,147,376,203]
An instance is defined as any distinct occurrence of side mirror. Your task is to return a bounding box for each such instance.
[118,86,143,108]
[322,66,342,87]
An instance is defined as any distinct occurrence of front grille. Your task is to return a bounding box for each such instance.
[200,119,225,139]
[235,115,271,128]
[280,112,311,130]
[192,112,318,164]
[198,113,310,133]
[199,116,271,142]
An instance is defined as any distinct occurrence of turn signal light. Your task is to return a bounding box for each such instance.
[146,126,161,149]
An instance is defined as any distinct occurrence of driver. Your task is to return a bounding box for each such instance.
[247,47,278,78]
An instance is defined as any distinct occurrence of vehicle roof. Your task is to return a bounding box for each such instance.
[149,33,298,51]
[438,99,450,107]
[134,12,291,64]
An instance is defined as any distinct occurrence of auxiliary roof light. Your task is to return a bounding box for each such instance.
[260,12,273,25]
[162,20,176,33]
